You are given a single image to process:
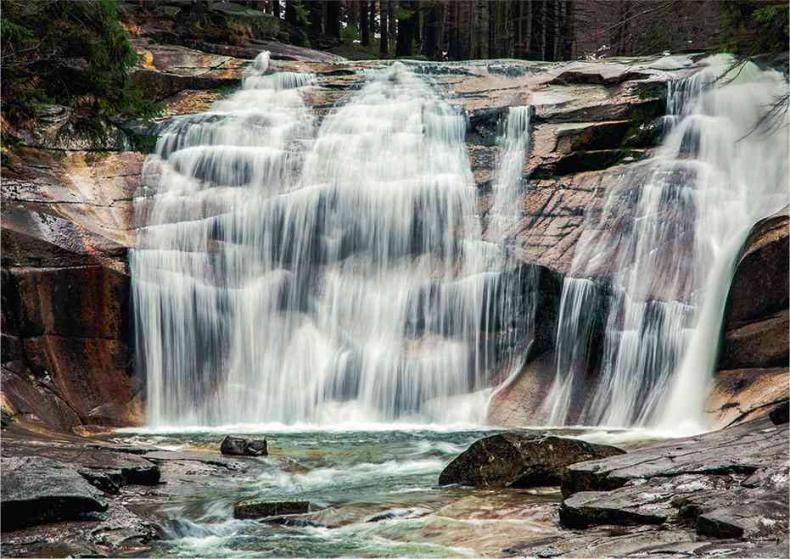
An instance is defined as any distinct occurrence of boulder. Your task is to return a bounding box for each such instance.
[233,499,309,519]
[219,435,268,456]
[1,456,108,530]
[438,433,624,488]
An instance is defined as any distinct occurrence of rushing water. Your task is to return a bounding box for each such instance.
[546,54,789,430]
[114,428,565,557]
[132,54,532,427]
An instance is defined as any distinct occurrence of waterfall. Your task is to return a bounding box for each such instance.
[485,106,538,389]
[546,54,789,430]
[132,55,530,427]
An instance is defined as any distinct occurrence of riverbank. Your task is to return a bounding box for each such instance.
[2,410,787,557]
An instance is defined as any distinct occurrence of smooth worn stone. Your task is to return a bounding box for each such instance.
[365,507,432,523]
[438,433,624,488]
[233,499,310,519]
[705,368,789,428]
[1,456,108,531]
[219,435,268,456]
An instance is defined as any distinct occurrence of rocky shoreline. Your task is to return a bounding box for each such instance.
[2,408,787,556]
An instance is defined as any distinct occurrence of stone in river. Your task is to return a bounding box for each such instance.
[438,433,624,488]
[219,435,268,456]
[233,499,310,519]
[1,456,108,530]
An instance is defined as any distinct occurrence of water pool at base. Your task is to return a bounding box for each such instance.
[111,428,600,557]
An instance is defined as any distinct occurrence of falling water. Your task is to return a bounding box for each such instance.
[485,106,538,388]
[546,54,789,429]
[132,55,530,426]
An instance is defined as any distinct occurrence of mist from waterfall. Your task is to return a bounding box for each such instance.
[545,54,789,430]
[132,55,531,427]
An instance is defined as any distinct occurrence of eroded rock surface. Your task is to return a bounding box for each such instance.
[439,433,624,488]
[559,417,788,538]
[1,456,108,531]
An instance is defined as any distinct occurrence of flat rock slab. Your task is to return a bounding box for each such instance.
[562,417,787,496]
[143,450,248,471]
[439,434,623,488]
[559,474,734,528]
[557,417,789,546]
[1,456,107,530]
[234,499,310,519]
[696,495,789,539]
[2,438,161,493]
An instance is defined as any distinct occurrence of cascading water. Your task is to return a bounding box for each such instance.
[132,55,530,427]
[485,106,538,388]
[546,54,789,430]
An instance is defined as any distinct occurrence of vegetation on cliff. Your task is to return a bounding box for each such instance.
[1,0,159,138]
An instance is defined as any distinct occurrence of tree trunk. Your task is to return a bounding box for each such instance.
[525,0,532,57]
[476,0,489,59]
[307,1,323,35]
[420,1,440,59]
[360,1,370,45]
[369,0,376,40]
[396,0,416,57]
[284,0,298,25]
[272,0,280,18]
[540,0,547,60]
[326,0,341,39]
[387,0,396,50]
[380,0,389,55]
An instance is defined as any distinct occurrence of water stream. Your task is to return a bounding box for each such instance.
[132,55,531,428]
[545,54,789,430]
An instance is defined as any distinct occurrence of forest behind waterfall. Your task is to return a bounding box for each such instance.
[231,0,787,60]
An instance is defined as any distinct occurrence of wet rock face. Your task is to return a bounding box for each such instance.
[438,434,624,488]
[711,209,789,427]
[718,210,789,369]
[557,417,789,542]
[219,435,268,456]
[1,456,108,531]
[1,148,143,431]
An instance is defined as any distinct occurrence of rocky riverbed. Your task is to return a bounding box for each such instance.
[2,410,787,557]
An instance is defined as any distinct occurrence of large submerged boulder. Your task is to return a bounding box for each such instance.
[234,499,310,519]
[438,433,624,488]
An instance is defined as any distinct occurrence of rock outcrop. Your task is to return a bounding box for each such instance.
[1,456,108,531]
[1,148,143,431]
[707,209,790,428]
[438,433,624,488]
[559,417,788,540]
